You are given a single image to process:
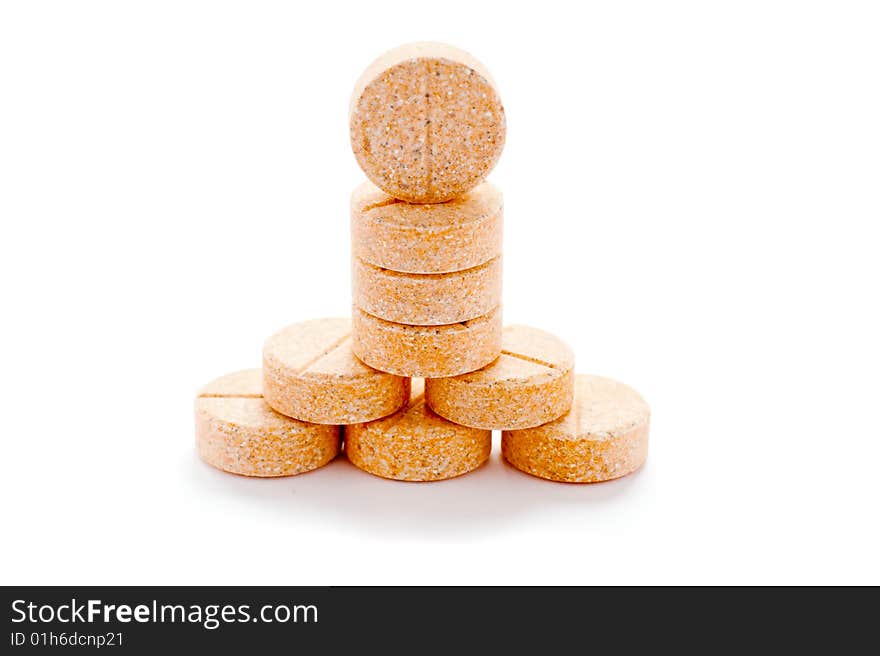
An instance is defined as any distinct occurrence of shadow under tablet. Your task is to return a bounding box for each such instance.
[190,432,645,539]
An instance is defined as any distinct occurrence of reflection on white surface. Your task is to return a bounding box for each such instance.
[190,436,645,539]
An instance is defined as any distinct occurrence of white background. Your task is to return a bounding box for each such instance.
[1,1,878,585]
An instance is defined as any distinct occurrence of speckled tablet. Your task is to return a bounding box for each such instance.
[350,41,506,203]
[344,379,491,481]
[352,256,502,326]
[351,180,502,274]
[502,374,650,483]
[425,325,574,430]
[263,317,410,425]
[352,306,502,378]
[195,369,340,477]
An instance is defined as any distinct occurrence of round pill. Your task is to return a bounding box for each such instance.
[352,255,502,326]
[195,369,340,477]
[263,317,410,425]
[344,379,491,481]
[352,305,502,378]
[425,325,574,430]
[349,41,506,203]
[351,180,502,274]
[502,374,650,483]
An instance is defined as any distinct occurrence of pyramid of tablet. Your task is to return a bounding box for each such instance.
[195,43,650,484]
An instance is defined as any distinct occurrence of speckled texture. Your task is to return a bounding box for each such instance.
[263,317,410,425]
[351,180,502,274]
[425,325,574,430]
[352,255,502,326]
[350,42,505,203]
[352,305,502,378]
[195,369,340,477]
[344,379,491,481]
[502,374,650,483]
